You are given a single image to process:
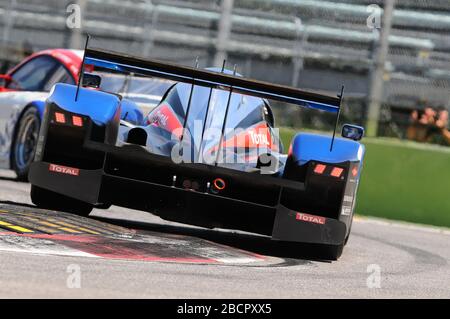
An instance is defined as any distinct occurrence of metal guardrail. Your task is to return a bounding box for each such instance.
[0,0,437,51]
[86,0,435,50]
[0,0,448,110]
[0,1,439,71]
[243,0,450,30]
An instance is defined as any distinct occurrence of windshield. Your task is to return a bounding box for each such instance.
[95,71,173,114]
[147,82,277,163]
[9,55,75,91]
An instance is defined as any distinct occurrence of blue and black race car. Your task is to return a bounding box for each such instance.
[28,48,365,260]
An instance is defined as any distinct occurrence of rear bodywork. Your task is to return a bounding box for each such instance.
[29,49,365,256]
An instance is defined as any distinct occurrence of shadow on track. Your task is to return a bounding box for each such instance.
[94,216,334,263]
[0,176,22,183]
[0,200,35,208]
[0,200,334,263]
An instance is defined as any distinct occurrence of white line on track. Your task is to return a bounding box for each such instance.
[355,216,450,236]
[0,234,98,258]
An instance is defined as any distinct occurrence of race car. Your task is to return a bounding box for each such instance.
[0,48,169,180]
[0,49,82,180]
[28,48,365,259]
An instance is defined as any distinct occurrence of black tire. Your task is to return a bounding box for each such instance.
[31,185,93,217]
[95,203,111,210]
[344,218,353,245]
[11,107,40,181]
[322,244,344,261]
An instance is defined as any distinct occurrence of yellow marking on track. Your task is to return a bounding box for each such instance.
[70,226,100,235]
[58,227,81,234]
[0,210,8,213]
[37,221,61,228]
[25,218,60,228]
[27,215,99,235]
[60,214,128,234]
[4,216,60,234]
[47,219,104,234]
[56,216,117,234]
[0,220,34,233]
[0,211,123,236]
[46,219,78,228]
[13,213,103,235]
[32,218,99,234]
[6,225,34,233]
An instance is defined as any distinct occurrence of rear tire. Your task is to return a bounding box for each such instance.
[344,220,353,245]
[11,107,41,181]
[95,203,111,210]
[322,244,344,261]
[31,185,93,217]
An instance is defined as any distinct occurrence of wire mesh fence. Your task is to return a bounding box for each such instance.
[0,0,448,143]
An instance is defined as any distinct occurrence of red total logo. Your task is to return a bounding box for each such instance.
[296,212,326,225]
[49,164,80,176]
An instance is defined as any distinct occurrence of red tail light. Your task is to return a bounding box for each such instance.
[54,112,66,124]
[72,116,83,127]
[313,164,326,174]
[330,167,344,178]
[313,163,345,178]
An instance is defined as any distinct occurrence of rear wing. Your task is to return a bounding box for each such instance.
[84,48,341,113]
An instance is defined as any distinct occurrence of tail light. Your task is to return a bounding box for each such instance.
[44,107,105,170]
[313,164,326,174]
[330,167,344,178]
[52,111,84,128]
[54,112,66,124]
[72,115,83,127]
[312,163,345,179]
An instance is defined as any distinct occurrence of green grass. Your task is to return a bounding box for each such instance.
[279,128,450,228]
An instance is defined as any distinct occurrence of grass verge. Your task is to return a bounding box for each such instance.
[279,127,450,228]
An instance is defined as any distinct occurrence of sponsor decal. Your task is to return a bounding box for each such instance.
[49,164,80,176]
[148,109,169,127]
[343,195,354,203]
[296,212,326,225]
[341,206,352,216]
[249,130,270,146]
[147,103,182,137]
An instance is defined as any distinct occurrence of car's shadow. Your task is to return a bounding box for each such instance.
[94,215,334,263]
[0,200,333,263]
[0,175,23,183]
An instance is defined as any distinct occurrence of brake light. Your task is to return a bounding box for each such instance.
[313,164,326,174]
[55,112,66,124]
[72,115,83,127]
[312,163,345,178]
[330,167,344,178]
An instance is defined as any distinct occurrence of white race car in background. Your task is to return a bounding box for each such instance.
[0,49,82,180]
[0,48,170,180]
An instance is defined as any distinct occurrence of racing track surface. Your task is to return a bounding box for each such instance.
[0,170,449,298]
